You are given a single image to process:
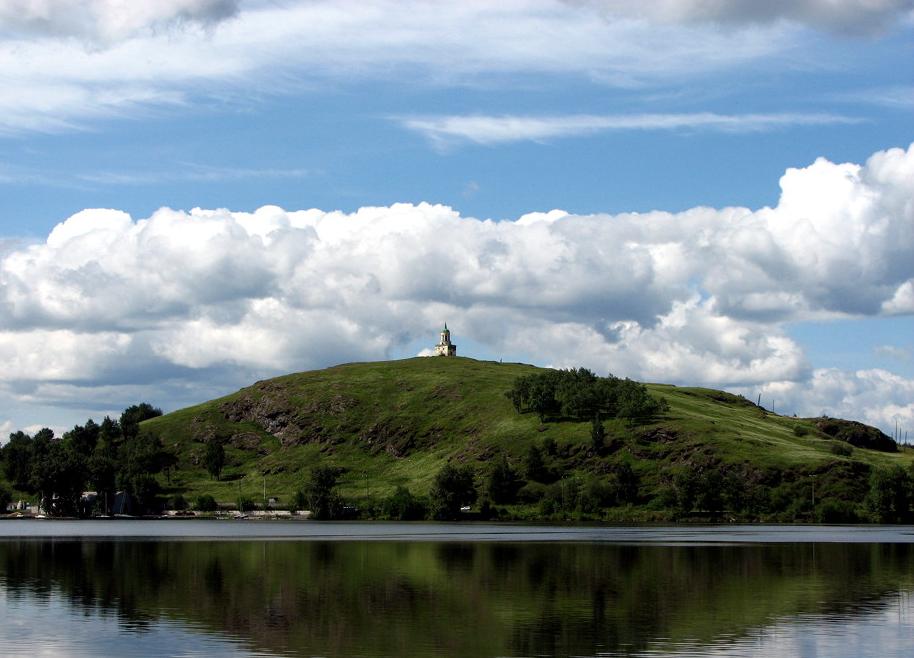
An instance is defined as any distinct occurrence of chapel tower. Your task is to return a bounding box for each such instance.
[434,323,457,357]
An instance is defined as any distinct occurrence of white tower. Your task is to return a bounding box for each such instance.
[434,323,457,356]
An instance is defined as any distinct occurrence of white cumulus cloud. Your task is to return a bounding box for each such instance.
[0,142,912,432]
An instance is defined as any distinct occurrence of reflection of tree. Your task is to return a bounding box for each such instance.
[0,540,912,657]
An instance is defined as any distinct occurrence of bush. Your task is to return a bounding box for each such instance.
[290,489,307,512]
[170,494,188,511]
[237,496,256,512]
[382,486,427,520]
[516,481,548,503]
[195,494,218,512]
[0,486,11,514]
[429,463,477,521]
[793,425,809,437]
[487,454,522,504]
[305,466,345,520]
[817,499,859,523]
[577,478,614,514]
[867,466,912,523]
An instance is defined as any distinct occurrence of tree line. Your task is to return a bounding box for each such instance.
[0,403,172,516]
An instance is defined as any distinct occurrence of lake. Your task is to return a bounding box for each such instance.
[1,521,913,657]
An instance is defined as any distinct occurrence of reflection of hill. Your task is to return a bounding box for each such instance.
[1,540,913,656]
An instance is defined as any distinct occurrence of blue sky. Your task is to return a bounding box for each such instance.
[0,0,912,437]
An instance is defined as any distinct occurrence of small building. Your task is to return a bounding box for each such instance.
[434,323,457,356]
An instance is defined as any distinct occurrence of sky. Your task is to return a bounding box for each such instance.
[0,0,912,439]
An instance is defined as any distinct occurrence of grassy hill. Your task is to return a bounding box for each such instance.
[143,356,913,521]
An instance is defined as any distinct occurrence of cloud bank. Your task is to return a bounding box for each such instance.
[1,142,912,432]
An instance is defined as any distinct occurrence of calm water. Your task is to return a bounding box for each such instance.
[1,522,913,657]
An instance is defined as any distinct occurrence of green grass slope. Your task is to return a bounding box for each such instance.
[143,356,913,519]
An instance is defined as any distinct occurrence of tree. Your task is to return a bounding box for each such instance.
[429,463,477,521]
[30,440,86,516]
[2,431,34,491]
[120,403,163,440]
[305,466,344,520]
[487,454,522,504]
[591,415,605,452]
[204,441,226,480]
[612,461,639,504]
[195,494,218,512]
[382,486,427,520]
[868,466,912,523]
[0,485,12,513]
[524,444,547,483]
[65,419,99,456]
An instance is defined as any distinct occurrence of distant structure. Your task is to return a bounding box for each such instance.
[434,323,457,357]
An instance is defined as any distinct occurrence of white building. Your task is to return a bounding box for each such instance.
[434,323,457,356]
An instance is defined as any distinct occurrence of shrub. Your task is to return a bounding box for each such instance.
[0,486,11,514]
[487,454,522,504]
[817,499,859,523]
[305,466,344,520]
[195,494,218,512]
[290,489,307,512]
[516,481,548,503]
[170,494,188,511]
[429,463,477,521]
[793,425,809,437]
[382,486,427,520]
[237,496,256,512]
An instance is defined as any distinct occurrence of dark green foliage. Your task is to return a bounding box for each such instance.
[577,478,614,514]
[131,474,161,514]
[88,446,117,515]
[120,403,163,440]
[0,485,11,513]
[817,417,897,453]
[524,444,548,483]
[30,440,85,516]
[195,494,218,512]
[291,489,307,512]
[305,466,344,520]
[237,496,256,512]
[516,481,547,503]
[65,419,99,456]
[793,425,809,437]
[611,461,639,504]
[204,441,226,480]
[507,369,667,423]
[816,499,859,523]
[382,486,427,520]
[591,416,605,452]
[2,431,34,490]
[669,467,728,515]
[867,466,912,523]
[429,463,477,521]
[170,494,188,511]
[487,454,522,504]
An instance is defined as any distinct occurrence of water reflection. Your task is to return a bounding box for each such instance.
[0,540,912,657]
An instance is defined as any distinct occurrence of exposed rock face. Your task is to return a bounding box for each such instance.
[816,417,897,453]
[220,383,358,447]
